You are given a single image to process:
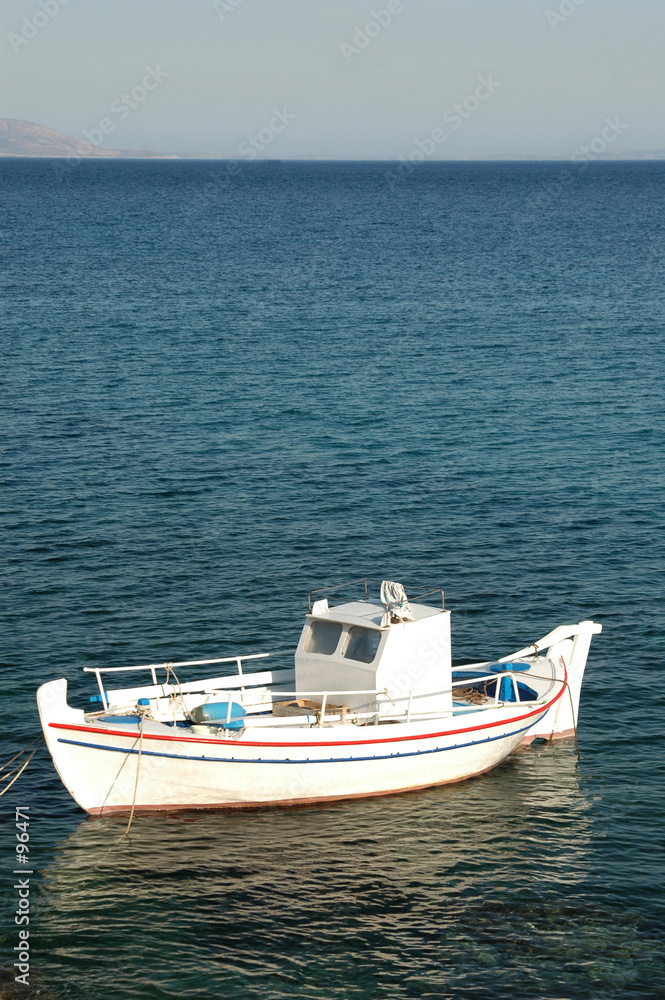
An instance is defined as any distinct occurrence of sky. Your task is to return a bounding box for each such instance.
[1,0,664,158]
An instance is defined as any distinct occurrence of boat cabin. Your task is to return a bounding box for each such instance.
[295,587,452,717]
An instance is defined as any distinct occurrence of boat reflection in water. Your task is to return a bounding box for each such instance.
[37,742,658,1000]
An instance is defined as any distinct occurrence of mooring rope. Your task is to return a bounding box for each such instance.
[94,665,189,860]
[0,736,45,798]
[101,664,183,844]
[123,705,152,838]
[93,706,150,869]
[0,743,44,797]
[0,734,44,776]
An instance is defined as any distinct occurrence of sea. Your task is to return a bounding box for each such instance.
[0,158,664,1000]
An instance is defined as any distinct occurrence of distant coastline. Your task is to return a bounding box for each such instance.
[1,117,664,161]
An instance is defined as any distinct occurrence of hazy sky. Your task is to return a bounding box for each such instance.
[2,0,664,157]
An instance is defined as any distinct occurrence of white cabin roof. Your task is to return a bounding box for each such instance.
[309,599,442,630]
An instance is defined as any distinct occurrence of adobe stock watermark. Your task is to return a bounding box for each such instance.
[340,0,415,63]
[52,65,169,180]
[511,116,629,236]
[570,116,628,161]
[237,107,295,159]
[385,74,501,190]
[13,807,32,987]
[7,0,75,55]
[546,0,586,30]
[80,65,169,148]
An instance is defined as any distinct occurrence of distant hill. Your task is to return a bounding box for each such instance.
[0,117,121,157]
[0,118,176,158]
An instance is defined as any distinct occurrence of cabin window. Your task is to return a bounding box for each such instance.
[304,621,343,655]
[342,626,381,664]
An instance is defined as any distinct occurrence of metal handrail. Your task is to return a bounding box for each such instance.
[90,657,556,719]
[82,652,272,676]
[307,580,446,613]
[83,653,275,712]
[406,588,445,610]
[240,669,549,726]
[216,671,549,704]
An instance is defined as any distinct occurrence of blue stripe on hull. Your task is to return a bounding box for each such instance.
[57,718,537,764]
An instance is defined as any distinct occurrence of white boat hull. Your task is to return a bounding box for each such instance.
[36,602,601,815]
[38,678,558,814]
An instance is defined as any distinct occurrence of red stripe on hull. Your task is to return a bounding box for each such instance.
[50,683,562,750]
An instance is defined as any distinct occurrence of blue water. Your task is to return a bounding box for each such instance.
[1,158,664,999]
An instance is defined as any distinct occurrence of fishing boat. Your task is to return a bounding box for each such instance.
[36,580,601,815]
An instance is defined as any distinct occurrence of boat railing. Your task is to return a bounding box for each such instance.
[83,652,287,711]
[306,579,445,611]
[84,656,557,721]
[406,588,445,610]
[235,665,556,726]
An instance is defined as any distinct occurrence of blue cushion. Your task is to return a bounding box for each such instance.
[191,701,246,729]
